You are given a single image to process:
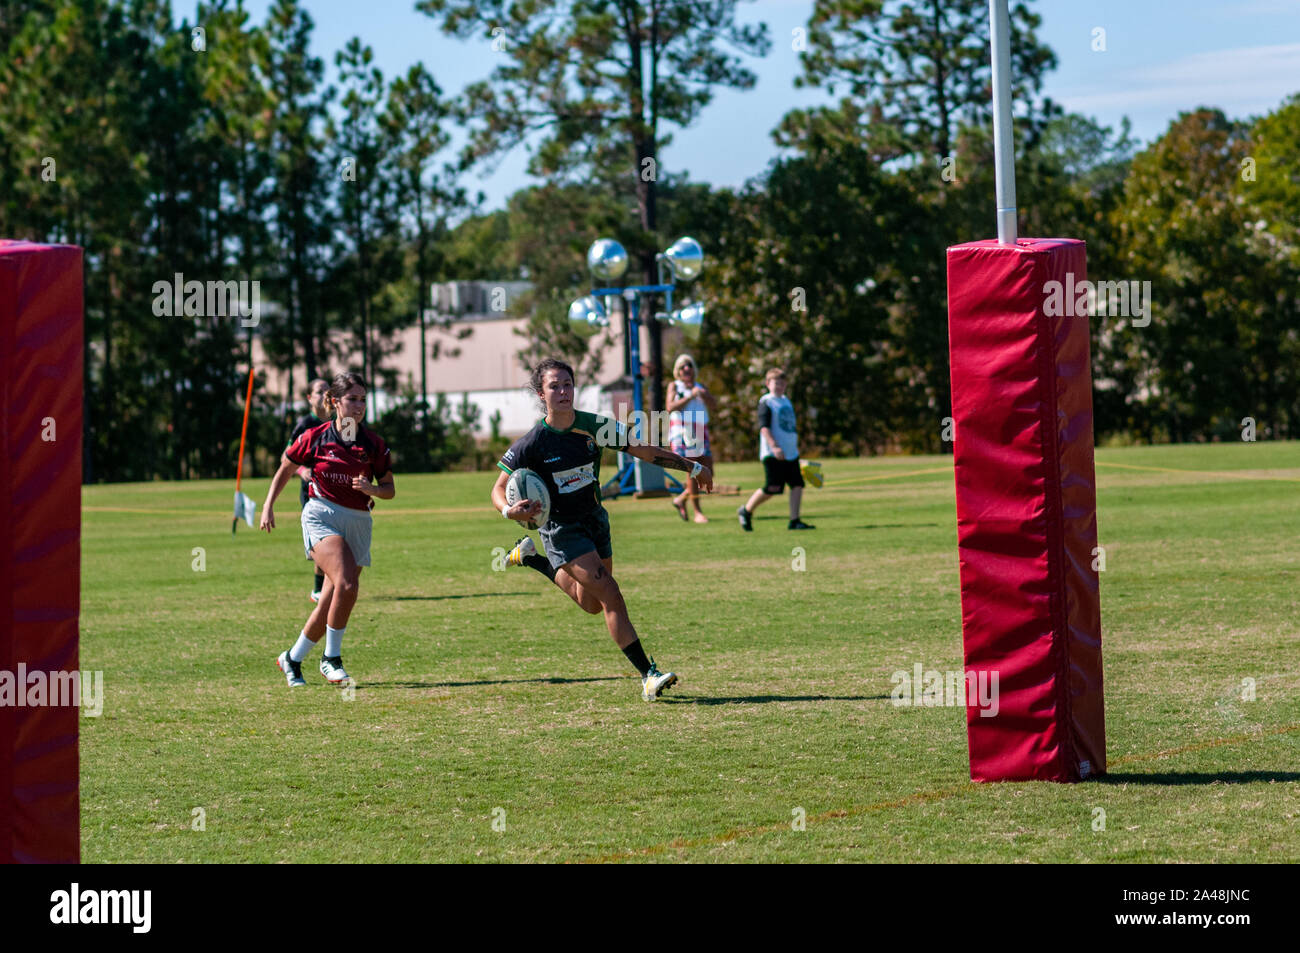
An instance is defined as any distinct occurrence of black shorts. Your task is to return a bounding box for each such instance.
[539,508,613,570]
[299,478,311,508]
[763,456,804,494]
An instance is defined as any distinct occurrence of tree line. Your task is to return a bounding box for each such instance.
[2,1,1295,481]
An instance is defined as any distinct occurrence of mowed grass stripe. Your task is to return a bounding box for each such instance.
[580,723,1300,863]
[79,443,1300,862]
[1096,460,1300,483]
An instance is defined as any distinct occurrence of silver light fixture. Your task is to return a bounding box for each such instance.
[568,295,607,335]
[586,238,629,283]
[668,301,705,341]
[661,236,704,282]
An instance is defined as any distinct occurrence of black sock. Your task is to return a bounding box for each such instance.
[621,639,652,677]
[313,571,325,591]
[523,553,557,581]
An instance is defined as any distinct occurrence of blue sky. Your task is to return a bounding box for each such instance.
[239,0,1300,210]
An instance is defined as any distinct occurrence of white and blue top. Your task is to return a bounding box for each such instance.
[758,393,799,460]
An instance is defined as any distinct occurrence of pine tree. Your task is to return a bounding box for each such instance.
[264,0,333,428]
[417,0,771,409]
[381,62,468,466]
[781,0,1057,164]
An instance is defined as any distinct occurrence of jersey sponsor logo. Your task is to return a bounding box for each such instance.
[544,456,561,463]
[552,462,596,494]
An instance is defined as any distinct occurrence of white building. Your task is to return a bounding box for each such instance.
[254,281,687,438]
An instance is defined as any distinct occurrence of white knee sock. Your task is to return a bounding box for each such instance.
[289,632,316,663]
[325,625,345,658]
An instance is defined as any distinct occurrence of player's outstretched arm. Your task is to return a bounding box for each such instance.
[626,443,713,492]
[261,453,297,531]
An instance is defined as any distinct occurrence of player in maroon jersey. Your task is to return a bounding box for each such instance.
[261,372,395,686]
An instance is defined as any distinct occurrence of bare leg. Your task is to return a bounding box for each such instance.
[303,572,335,640]
[553,564,603,615]
[745,488,773,513]
[561,553,637,649]
[306,535,363,634]
[690,454,712,521]
[671,485,690,521]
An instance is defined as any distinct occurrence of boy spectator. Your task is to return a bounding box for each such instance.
[737,368,814,531]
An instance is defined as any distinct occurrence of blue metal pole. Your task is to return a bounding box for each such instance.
[621,292,642,493]
[589,282,683,497]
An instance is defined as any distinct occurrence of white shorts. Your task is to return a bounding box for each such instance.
[301,497,372,567]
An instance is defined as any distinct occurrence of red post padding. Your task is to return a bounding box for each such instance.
[946,238,1105,782]
[0,240,83,861]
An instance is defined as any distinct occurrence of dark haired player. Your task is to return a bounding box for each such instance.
[262,373,394,687]
[491,358,713,701]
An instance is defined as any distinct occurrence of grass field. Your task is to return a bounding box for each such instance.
[79,442,1300,862]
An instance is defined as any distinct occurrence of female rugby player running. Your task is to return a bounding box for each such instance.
[492,359,713,701]
[262,372,394,687]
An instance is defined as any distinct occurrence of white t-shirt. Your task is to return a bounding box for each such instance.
[668,380,709,456]
[669,380,709,425]
[758,393,798,460]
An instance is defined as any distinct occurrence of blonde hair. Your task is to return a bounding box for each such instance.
[673,354,696,375]
[765,367,786,383]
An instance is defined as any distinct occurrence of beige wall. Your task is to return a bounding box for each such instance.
[253,314,689,437]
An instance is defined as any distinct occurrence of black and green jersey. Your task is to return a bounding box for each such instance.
[498,411,628,524]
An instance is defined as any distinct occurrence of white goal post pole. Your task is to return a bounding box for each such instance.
[990,0,1017,244]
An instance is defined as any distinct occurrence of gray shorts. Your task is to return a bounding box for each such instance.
[301,497,373,567]
[539,508,613,570]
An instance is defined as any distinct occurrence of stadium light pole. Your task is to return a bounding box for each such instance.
[571,236,706,497]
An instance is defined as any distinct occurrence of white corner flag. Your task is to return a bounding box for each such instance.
[234,490,258,529]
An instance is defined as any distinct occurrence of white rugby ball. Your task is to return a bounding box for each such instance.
[505,468,551,528]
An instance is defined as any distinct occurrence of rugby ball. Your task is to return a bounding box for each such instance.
[505,468,551,529]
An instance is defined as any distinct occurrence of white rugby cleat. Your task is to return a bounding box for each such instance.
[277,650,306,687]
[507,536,537,566]
[320,655,350,685]
[641,659,678,702]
